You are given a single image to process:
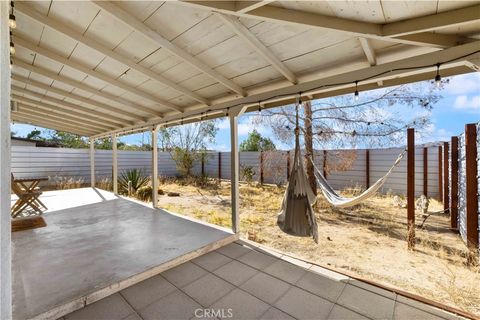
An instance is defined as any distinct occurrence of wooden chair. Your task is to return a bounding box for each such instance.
[11,174,44,218]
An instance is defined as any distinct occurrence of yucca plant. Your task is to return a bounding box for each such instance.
[118,169,149,195]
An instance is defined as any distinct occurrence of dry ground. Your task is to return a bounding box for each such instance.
[155,178,480,316]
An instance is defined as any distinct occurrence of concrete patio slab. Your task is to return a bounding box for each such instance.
[12,188,236,320]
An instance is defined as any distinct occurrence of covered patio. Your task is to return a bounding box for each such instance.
[1,1,479,319]
[12,188,237,320]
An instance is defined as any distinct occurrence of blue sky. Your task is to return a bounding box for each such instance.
[11,73,479,151]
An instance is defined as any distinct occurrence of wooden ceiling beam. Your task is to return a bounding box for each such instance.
[179,1,473,48]
[10,85,132,126]
[11,94,118,130]
[92,1,247,96]
[383,4,480,37]
[215,12,297,84]
[14,36,177,114]
[15,2,209,106]
[12,58,161,119]
[11,74,147,122]
[359,38,376,66]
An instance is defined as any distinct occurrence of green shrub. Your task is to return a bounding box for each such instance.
[118,169,150,194]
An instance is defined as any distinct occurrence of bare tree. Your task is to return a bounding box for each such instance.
[255,82,443,185]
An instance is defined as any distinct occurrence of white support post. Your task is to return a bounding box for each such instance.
[229,106,247,233]
[112,133,118,195]
[1,1,12,318]
[90,138,95,188]
[152,126,159,208]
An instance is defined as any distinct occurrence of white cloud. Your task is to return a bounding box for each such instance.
[445,73,480,95]
[217,117,266,136]
[454,95,480,111]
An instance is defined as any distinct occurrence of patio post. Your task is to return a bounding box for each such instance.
[407,128,415,250]
[0,1,12,318]
[112,133,118,195]
[229,106,247,233]
[152,125,159,208]
[90,138,95,188]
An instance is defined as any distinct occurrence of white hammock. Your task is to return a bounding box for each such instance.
[309,149,407,208]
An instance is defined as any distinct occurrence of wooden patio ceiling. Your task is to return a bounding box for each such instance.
[8,0,480,138]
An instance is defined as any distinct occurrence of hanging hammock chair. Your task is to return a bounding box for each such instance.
[277,104,407,243]
[277,105,319,243]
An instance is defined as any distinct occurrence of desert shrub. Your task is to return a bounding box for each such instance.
[118,169,150,194]
[136,185,152,202]
[51,176,85,190]
[96,177,112,191]
[240,165,256,184]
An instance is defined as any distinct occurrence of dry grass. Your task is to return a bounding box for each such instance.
[153,177,480,316]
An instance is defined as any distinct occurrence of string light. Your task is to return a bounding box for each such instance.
[434,63,442,88]
[92,50,480,139]
[9,1,16,29]
[9,31,15,55]
[258,102,262,115]
[354,81,359,102]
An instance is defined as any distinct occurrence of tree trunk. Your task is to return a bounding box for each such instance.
[304,101,317,195]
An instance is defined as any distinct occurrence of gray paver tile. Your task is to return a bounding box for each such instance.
[264,260,307,284]
[213,260,259,286]
[183,273,235,307]
[192,251,233,271]
[139,290,201,320]
[296,270,346,302]
[162,261,208,288]
[394,302,447,320]
[121,274,177,310]
[210,288,270,320]
[216,243,251,259]
[328,305,369,320]
[240,272,291,304]
[260,307,295,320]
[337,284,395,320]
[274,286,334,320]
[237,250,277,270]
[65,294,133,320]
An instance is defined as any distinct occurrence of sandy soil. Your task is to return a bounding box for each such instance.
[155,179,479,316]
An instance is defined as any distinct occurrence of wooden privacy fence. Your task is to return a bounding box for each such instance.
[12,144,442,197]
[445,122,480,251]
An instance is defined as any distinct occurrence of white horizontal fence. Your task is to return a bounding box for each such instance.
[11,145,441,197]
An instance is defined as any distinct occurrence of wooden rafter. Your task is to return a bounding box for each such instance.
[12,113,99,136]
[14,36,179,114]
[10,85,132,126]
[15,104,114,132]
[15,2,209,106]
[92,1,247,96]
[359,38,376,66]
[12,74,146,122]
[90,40,480,139]
[234,1,274,13]
[12,59,162,118]
[215,12,297,84]
[180,1,475,48]
[11,94,119,130]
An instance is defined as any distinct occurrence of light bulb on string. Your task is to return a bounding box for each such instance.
[354,81,359,102]
[10,41,15,55]
[9,2,16,29]
[434,63,441,88]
